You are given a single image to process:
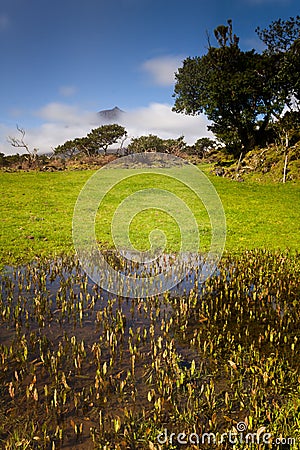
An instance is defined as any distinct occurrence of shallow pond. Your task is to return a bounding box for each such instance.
[0,250,299,449]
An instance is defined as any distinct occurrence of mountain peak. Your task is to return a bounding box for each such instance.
[98,106,125,122]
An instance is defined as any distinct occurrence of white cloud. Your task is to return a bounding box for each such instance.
[1,104,100,155]
[59,85,77,97]
[0,102,212,155]
[37,102,98,125]
[0,124,12,154]
[0,13,10,31]
[141,55,184,86]
[120,103,212,144]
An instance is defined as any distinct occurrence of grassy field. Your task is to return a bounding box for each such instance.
[1,167,299,267]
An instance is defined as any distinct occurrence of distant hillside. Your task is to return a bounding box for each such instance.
[98,106,125,123]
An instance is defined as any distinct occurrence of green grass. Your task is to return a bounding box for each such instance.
[1,167,299,267]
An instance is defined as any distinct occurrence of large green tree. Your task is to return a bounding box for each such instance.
[54,136,92,157]
[87,124,127,155]
[173,20,295,157]
[54,124,127,158]
[256,16,300,107]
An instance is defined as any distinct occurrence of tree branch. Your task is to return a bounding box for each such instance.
[7,125,31,155]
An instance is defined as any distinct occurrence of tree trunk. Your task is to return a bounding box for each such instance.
[235,152,243,179]
[283,152,288,183]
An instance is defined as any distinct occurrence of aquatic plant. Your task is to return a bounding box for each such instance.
[0,249,299,448]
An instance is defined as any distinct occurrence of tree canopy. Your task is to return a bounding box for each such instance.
[256,16,300,109]
[54,124,127,157]
[191,137,217,158]
[127,135,186,154]
[87,124,127,155]
[173,18,300,157]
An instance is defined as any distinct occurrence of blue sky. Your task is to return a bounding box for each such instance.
[0,0,299,154]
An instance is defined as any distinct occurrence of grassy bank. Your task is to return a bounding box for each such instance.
[1,168,299,266]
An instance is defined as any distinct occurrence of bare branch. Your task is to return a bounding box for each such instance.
[7,125,31,155]
[205,29,212,50]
